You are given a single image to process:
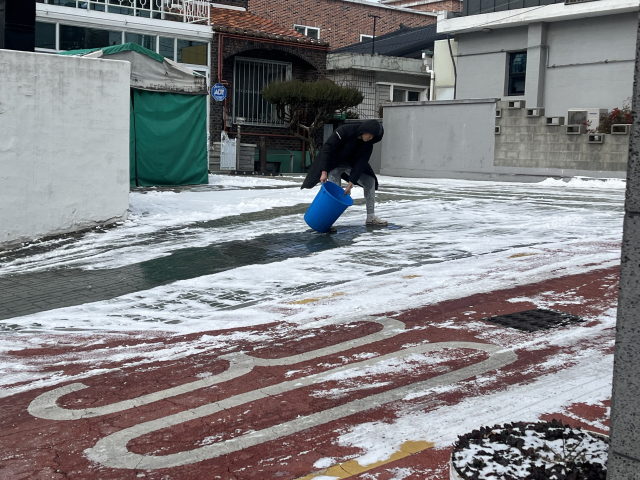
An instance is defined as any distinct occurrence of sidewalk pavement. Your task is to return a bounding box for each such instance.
[0,266,616,479]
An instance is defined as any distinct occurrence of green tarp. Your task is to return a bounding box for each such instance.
[59,42,165,63]
[60,44,208,187]
[131,90,208,187]
[130,96,137,188]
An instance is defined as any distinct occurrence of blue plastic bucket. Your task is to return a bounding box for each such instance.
[304,181,354,233]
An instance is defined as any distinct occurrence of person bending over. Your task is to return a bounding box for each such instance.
[301,119,387,226]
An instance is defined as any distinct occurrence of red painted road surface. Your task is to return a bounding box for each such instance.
[1,267,617,479]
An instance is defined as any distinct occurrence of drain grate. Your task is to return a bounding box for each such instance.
[482,308,584,332]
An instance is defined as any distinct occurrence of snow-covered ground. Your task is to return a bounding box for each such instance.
[0,175,626,475]
[0,174,624,334]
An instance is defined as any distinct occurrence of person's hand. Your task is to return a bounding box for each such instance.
[344,182,353,196]
[320,171,328,184]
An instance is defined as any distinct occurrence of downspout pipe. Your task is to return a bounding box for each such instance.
[428,69,435,101]
[447,35,457,100]
[218,33,228,133]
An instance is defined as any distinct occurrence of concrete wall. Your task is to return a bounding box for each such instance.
[454,13,636,117]
[381,98,628,180]
[0,50,130,249]
[495,101,628,173]
[456,27,528,100]
[327,54,432,119]
[544,14,636,117]
[380,99,497,178]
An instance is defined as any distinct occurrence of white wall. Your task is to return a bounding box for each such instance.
[0,50,130,249]
[433,39,459,100]
[453,13,636,116]
[455,27,529,101]
[381,99,497,178]
[543,14,636,117]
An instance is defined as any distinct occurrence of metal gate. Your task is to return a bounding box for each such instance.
[220,131,236,170]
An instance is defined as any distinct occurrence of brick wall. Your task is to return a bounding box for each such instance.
[248,0,436,49]
[210,34,328,153]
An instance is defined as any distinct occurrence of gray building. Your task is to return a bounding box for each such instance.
[439,0,638,121]
[381,0,639,180]
[327,24,446,118]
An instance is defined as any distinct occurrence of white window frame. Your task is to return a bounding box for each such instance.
[294,24,320,39]
[388,84,429,103]
[34,21,209,69]
[360,34,373,42]
[233,57,293,127]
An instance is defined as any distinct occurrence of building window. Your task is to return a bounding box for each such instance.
[177,39,207,66]
[393,88,406,102]
[294,25,320,40]
[392,87,424,102]
[125,32,156,51]
[508,51,527,96]
[59,25,122,50]
[233,57,292,126]
[360,34,373,42]
[35,22,56,50]
[40,0,77,7]
[159,37,175,60]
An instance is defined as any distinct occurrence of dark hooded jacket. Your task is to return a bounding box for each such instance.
[301,119,384,190]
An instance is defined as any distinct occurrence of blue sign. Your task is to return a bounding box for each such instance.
[212,83,227,101]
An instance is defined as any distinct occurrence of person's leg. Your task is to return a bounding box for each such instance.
[359,173,388,225]
[328,163,349,185]
[358,173,376,216]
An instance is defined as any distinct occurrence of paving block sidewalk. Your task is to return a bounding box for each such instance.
[0,267,617,480]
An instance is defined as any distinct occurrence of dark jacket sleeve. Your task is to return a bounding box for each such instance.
[346,142,374,186]
[315,129,345,173]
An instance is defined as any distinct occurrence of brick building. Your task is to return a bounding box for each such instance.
[381,0,463,14]
[210,2,330,173]
[247,0,437,50]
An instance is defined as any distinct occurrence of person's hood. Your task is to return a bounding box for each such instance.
[357,119,384,144]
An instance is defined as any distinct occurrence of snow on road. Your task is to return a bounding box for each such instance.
[0,175,624,333]
[0,175,626,471]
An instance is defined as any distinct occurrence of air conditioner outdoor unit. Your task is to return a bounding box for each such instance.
[567,108,608,130]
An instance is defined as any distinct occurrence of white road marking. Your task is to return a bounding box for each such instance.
[84,342,516,469]
[29,316,404,421]
[26,316,517,470]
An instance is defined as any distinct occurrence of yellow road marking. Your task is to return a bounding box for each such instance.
[288,292,345,305]
[403,275,422,279]
[295,440,434,479]
[508,252,538,259]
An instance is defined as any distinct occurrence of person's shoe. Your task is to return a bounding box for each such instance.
[366,215,388,226]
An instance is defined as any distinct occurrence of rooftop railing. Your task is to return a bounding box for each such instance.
[37,0,211,24]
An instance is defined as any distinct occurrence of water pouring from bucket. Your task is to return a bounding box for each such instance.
[304,181,354,233]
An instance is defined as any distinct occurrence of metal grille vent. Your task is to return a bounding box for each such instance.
[233,57,292,127]
[483,308,584,332]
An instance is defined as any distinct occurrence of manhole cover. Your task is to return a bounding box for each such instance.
[482,308,584,332]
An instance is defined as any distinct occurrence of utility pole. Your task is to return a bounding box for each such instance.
[368,14,380,56]
[607,12,640,479]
